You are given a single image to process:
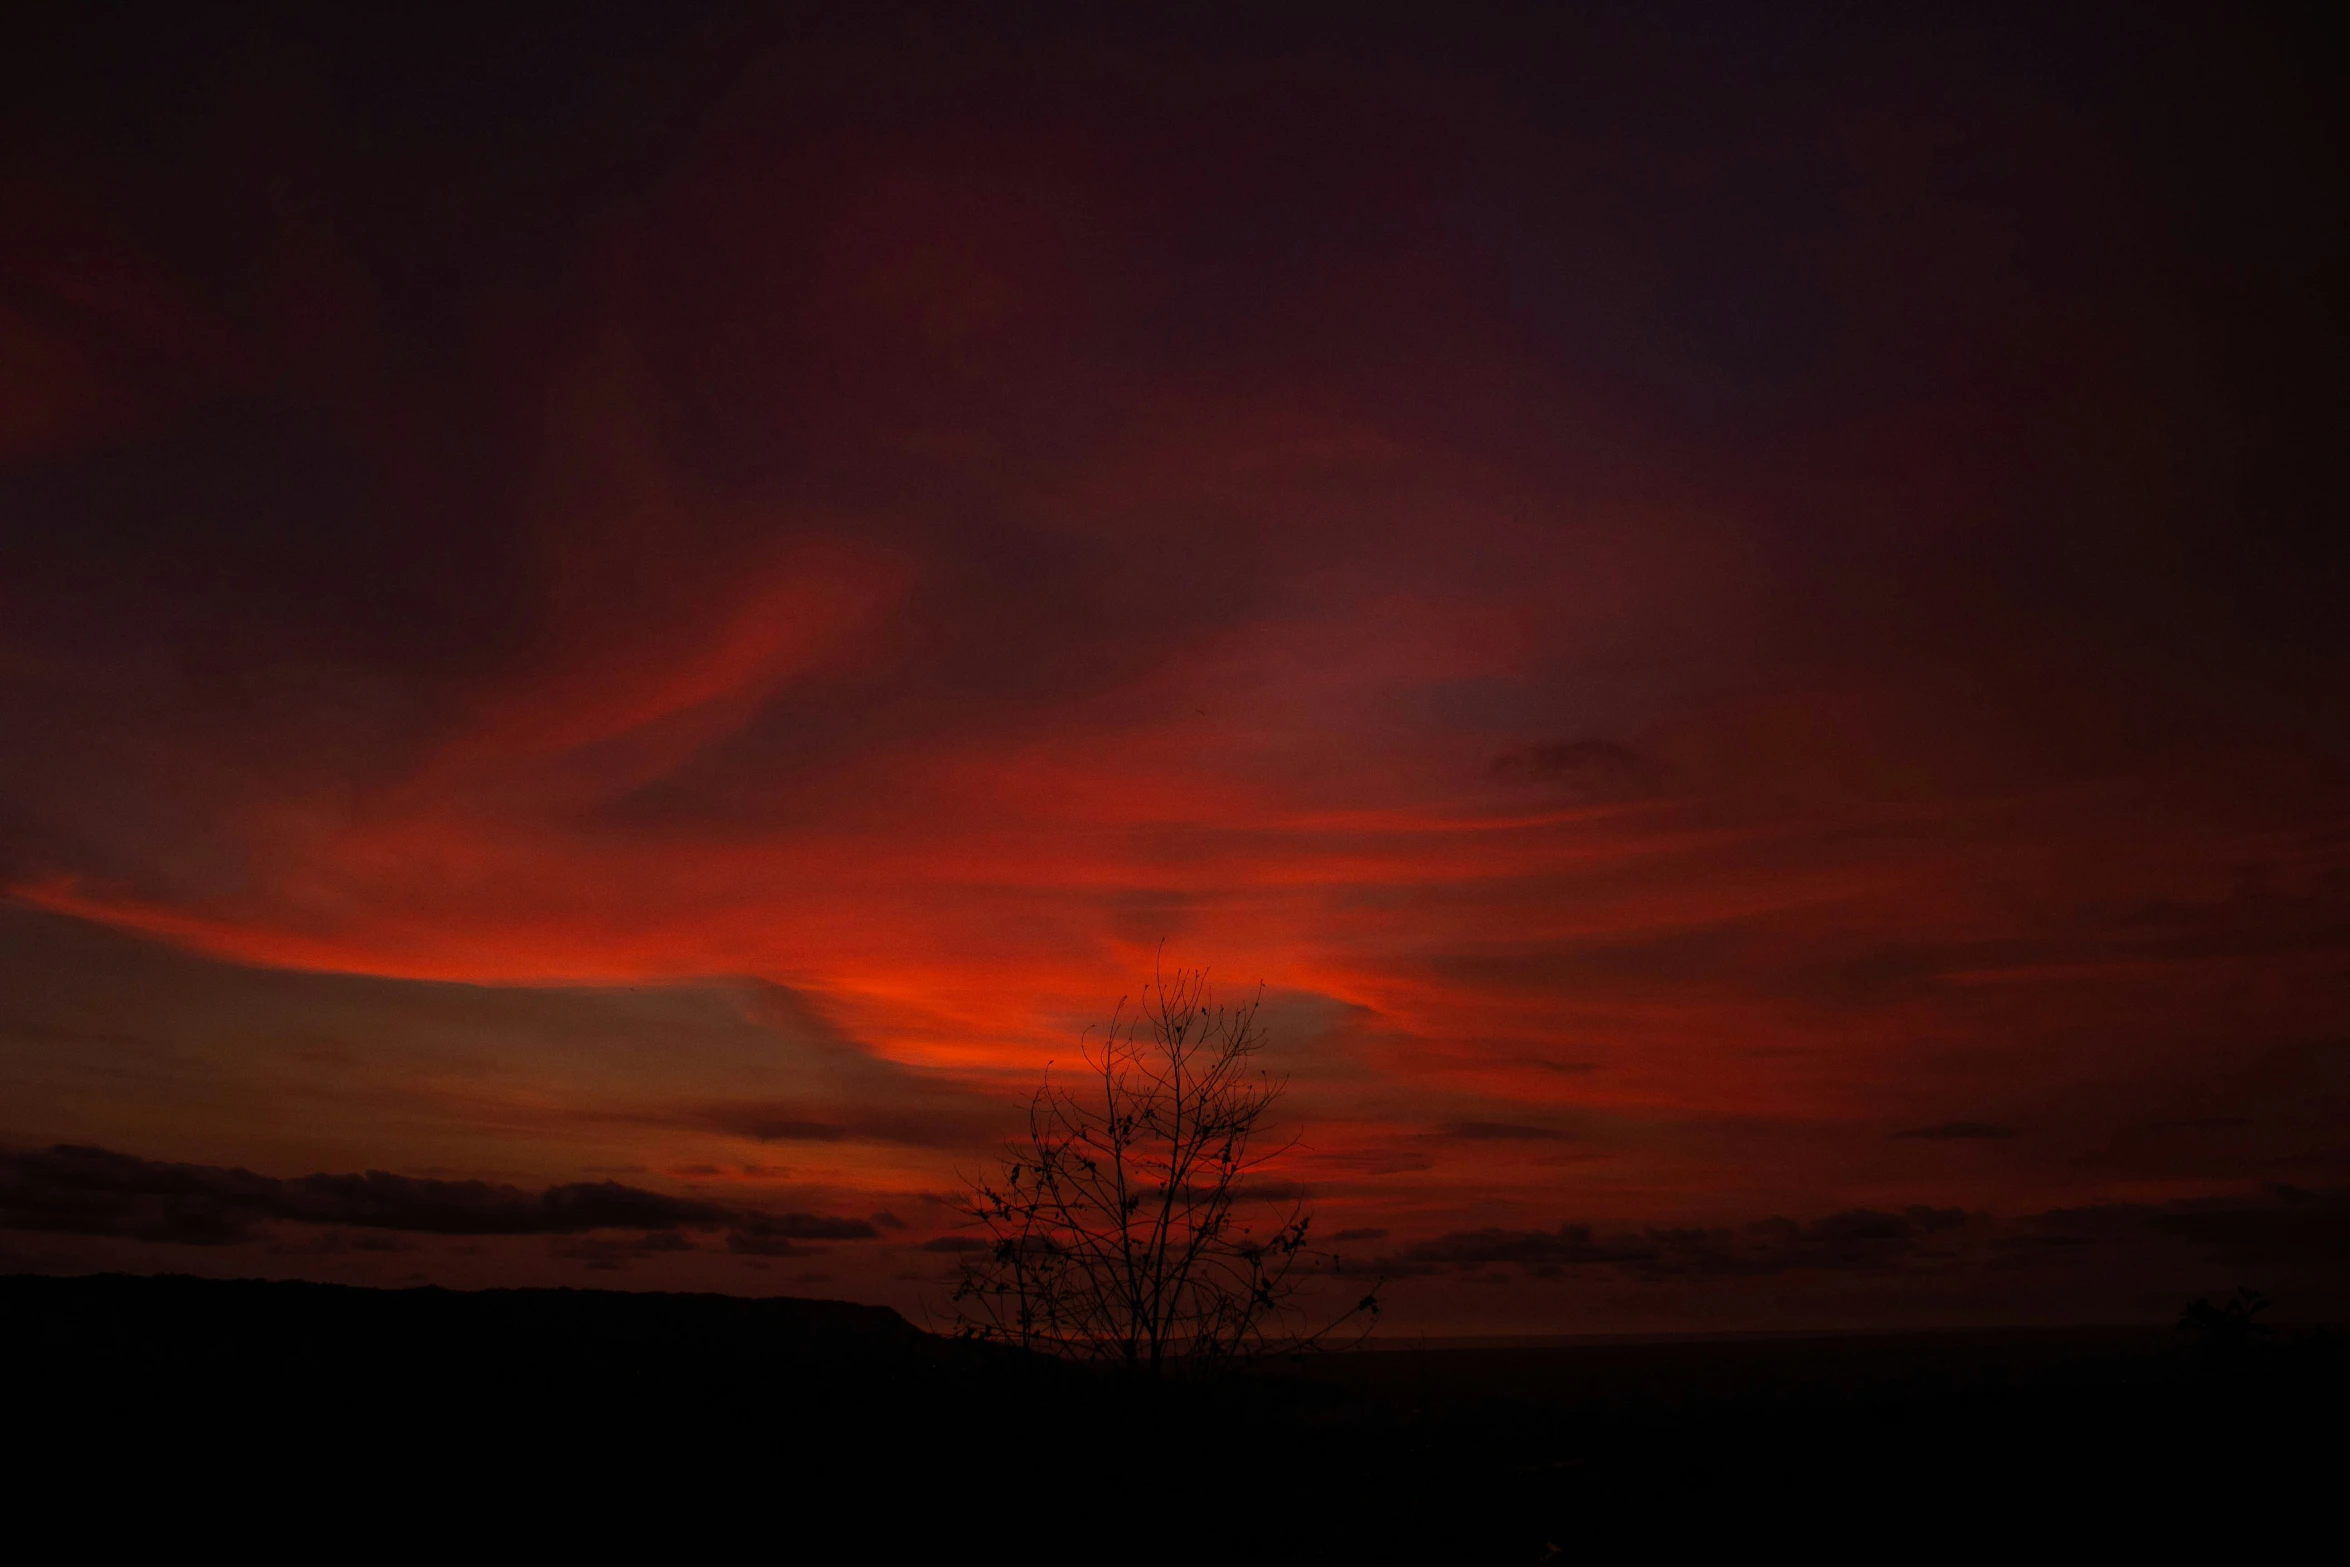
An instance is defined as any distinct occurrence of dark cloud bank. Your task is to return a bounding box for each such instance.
[0,1143,877,1254]
[1377,1206,1970,1282]
[14,1141,2341,1312]
[1366,1187,2349,1286]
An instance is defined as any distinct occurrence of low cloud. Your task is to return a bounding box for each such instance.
[1372,1186,2349,1286]
[0,1142,877,1249]
[2027,1183,2350,1267]
[1378,1206,1970,1282]
[725,1229,804,1258]
[557,1230,697,1270]
[727,1212,881,1256]
[267,1228,412,1257]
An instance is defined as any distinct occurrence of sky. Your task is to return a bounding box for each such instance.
[2,3,2344,1333]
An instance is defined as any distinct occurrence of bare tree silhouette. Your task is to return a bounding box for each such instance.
[949,965,1378,1374]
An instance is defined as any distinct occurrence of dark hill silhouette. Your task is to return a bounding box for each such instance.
[9,1272,1039,1552]
[7,1273,2341,1558]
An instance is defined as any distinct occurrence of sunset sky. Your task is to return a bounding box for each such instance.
[3,4,2343,1332]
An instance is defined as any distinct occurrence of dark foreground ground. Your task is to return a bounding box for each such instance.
[7,1274,2342,1559]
